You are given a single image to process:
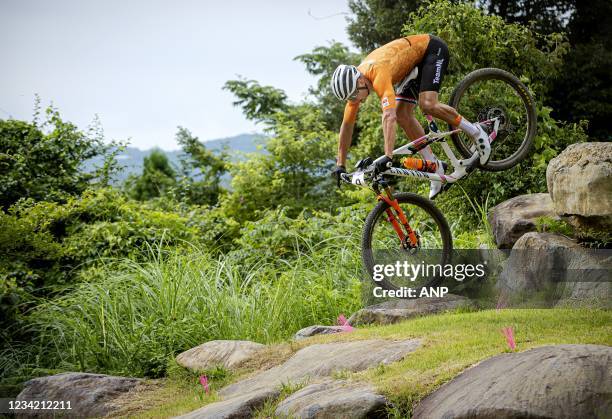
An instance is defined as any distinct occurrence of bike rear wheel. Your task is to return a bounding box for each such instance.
[448,68,537,172]
[361,192,452,296]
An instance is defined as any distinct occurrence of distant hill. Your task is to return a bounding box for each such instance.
[85,133,266,184]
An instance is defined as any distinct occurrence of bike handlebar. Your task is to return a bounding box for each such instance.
[340,172,352,184]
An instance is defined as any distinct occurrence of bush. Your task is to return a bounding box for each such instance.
[0,106,120,210]
[0,188,242,347]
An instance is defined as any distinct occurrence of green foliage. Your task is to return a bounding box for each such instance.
[16,243,361,378]
[535,216,574,237]
[223,78,289,124]
[174,127,228,205]
[0,188,233,293]
[229,204,367,268]
[548,0,612,140]
[482,0,574,34]
[223,105,340,220]
[403,0,568,97]
[126,149,177,201]
[347,0,422,52]
[0,106,120,210]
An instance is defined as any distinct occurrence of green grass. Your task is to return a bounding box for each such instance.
[112,307,611,418]
[8,244,362,381]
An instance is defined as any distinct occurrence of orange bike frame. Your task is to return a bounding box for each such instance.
[377,192,419,247]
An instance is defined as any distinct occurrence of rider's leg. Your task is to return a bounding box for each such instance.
[419,91,491,164]
[396,101,435,161]
[396,101,445,199]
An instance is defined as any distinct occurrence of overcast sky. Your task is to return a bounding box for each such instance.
[1,0,353,150]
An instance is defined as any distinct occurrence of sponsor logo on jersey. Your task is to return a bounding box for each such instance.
[382,97,390,108]
[433,59,444,84]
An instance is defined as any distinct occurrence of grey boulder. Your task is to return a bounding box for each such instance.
[497,232,610,306]
[176,387,280,419]
[275,379,387,418]
[176,340,265,372]
[546,142,612,239]
[294,325,349,340]
[16,372,143,418]
[348,294,471,326]
[488,193,558,248]
[413,344,612,419]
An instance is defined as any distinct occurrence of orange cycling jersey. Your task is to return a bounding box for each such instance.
[343,34,430,124]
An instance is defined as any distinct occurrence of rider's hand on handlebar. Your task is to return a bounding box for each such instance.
[374,155,393,175]
[331,165,347,188]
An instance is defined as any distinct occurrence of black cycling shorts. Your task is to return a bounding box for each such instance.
[397,35,450,104]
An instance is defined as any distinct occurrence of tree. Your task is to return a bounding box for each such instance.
[0,106,119,210]
[223,78,289,125]
[480,0,611,139]
[175,127,228,206]
[222,105,338,220]
[481,0,573,34]
[547,0,612,139]
[126,150,177,201]
[346,0,422,52]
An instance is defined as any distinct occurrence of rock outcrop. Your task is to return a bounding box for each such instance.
[497,232,610,306]
[219,339,420,398]
[178,339,420,418]
[348,294,471,326]
[16,372,143,418]
[488,193,558,248]
[546,142,612,239]
[413,344,612,419]
[275,379,387,418]
[176,340,265,372]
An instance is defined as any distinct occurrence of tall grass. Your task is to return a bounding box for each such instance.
[19,242,362,378]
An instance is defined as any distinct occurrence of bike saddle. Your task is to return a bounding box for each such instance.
[406,66,418,82]
[397,67,419,93]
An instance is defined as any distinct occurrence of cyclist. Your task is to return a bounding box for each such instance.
[330,34,491,199]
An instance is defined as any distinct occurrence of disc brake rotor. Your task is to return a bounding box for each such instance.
[478,106,514,143]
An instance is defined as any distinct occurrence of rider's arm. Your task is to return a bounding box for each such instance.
[382,108,397,158]
[337,121,354,167]
[373,72,397,159]
[337,101,360,166]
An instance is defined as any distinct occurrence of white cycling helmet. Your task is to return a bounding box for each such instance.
[331,64,361,101]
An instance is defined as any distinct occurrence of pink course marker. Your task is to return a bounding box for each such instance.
[199,375,209,394]
[501,327,516,351]
[337,314,354,332]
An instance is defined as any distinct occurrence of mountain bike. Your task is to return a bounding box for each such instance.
[340,68,537,294]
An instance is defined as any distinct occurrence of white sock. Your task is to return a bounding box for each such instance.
[419,146,445,175]
[458,117,480,138]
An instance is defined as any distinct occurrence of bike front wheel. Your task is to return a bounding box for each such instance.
[361,192,452,296]
[448,68,537,172]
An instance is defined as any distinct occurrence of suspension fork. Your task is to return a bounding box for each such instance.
[376,186,419,248]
